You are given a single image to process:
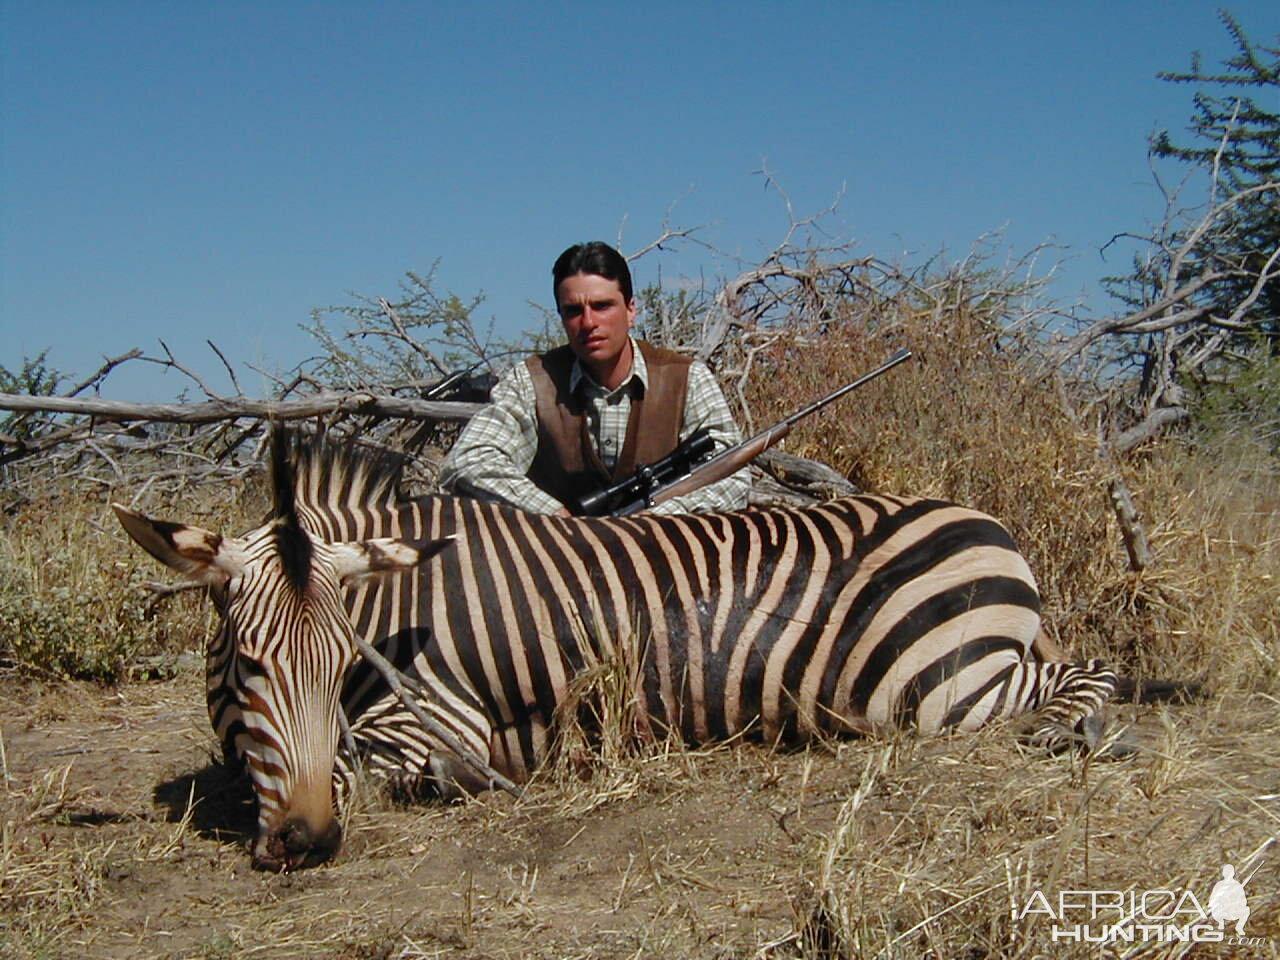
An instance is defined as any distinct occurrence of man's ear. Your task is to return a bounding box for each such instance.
[329,536,455,585]
[112,503,247,585]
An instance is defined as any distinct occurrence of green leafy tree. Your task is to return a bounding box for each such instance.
[1151,9,1280,334]
[303,265,541,392]
[1075,11,1279,453]
[0,351,63,442]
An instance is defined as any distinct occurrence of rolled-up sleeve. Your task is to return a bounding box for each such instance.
[439,364,566,514]
[650,361,751,515]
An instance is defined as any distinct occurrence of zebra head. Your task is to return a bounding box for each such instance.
[113,500,450,872]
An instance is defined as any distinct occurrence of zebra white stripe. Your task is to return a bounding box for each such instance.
[114,484,449,872]
[280,436,1119,776]
[116,431,1122,871]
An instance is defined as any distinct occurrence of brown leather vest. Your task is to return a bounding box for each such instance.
[525,340,691,510]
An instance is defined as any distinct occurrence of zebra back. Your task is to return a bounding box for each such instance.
[282,433,1045,777]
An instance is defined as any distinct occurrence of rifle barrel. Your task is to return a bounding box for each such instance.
[782,348,912,427]
[633,347,913,513]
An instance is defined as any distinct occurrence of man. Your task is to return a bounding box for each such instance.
[440,242,750,515]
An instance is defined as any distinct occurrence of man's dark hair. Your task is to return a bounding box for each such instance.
[552,241,633,304]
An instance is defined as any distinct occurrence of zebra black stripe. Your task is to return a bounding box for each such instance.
[228,435,1123,799]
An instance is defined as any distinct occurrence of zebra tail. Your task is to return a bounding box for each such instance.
[1113,676,1205,704]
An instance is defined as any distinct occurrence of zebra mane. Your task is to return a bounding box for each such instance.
[268,429,314,594]
[272,427,409,526]
[269,428,302,522]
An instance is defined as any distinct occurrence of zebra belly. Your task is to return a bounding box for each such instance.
[338,495,1045,776]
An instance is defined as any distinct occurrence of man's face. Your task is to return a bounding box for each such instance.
[557,272,636,383]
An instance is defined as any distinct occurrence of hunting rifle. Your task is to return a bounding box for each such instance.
[572,348,913,517]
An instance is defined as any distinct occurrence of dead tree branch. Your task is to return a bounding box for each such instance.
[64,349,145,398]
[0,391,481,425]
[352,635,524,799]
[1049,169,1278,457]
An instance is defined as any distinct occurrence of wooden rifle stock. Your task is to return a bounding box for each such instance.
[630,427,781,512]
[615,348,912,516]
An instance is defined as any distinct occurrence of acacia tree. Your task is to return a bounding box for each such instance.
[1060,11,1279,454]
[1152,9,1279,332]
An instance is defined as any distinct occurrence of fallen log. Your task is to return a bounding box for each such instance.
[0,391,482,425]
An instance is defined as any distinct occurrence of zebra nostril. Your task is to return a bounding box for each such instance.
[274,817,343,866]
[280,819,313,855]
[251,834,288,873]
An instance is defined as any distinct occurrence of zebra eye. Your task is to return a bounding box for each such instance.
[235,652,268,680]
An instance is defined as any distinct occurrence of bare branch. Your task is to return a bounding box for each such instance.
[1049,271,1226,366]
[1107,477,1153,571]
[1110,406,1193,456]
[63,349,144,398]
[1221,240,1280,327]
[140,341,227,400]
[625,223,709,263]
[374,298,450,377]
[352,635,523,799]
[206,340,243,396]
[0,391,481,425]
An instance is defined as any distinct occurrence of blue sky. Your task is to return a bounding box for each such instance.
[2,2,1275,400]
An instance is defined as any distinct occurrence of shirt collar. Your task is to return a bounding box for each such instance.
[568,336,648,397]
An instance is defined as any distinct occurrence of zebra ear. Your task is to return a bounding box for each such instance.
[330,536,455,585]
[112,503,247,585]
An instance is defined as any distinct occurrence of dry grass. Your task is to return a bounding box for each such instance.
[3,674,1277,958]
[785,701,1280,958]
[0,477,264,681]
[744,305,1279,692]
[0,678,235,958]
[1,303,1277,957]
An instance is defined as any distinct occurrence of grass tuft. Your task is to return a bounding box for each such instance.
[0,293,1275,956]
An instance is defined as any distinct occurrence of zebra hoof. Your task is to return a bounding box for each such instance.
[1078,710,1107,753]
[1093,737,1139,760]
[1017,721,1077,754]
[1017,711,1124,757]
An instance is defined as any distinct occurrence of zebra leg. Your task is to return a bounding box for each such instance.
[1002,658,1121,754]
[1030,626,1068,662]
[333,694,497,806]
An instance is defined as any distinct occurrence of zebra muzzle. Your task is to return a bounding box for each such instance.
[253,816,343,872]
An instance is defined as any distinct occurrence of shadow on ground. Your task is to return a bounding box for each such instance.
[153,756,256,846]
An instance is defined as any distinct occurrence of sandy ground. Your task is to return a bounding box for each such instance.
[2,669,1278,960]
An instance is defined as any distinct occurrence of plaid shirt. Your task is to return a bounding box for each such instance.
[440,339,750,514]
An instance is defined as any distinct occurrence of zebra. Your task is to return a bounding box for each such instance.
[114,430,1125,872]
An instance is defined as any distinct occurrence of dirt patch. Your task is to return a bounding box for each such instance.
[2,669,1278,959]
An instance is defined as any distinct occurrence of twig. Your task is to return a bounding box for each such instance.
[206,341,243,396]
[150,340,226,400]
[352,636,523,799]
[63,349,144,398]
[337,709,359,770]
[351,298,448,378]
